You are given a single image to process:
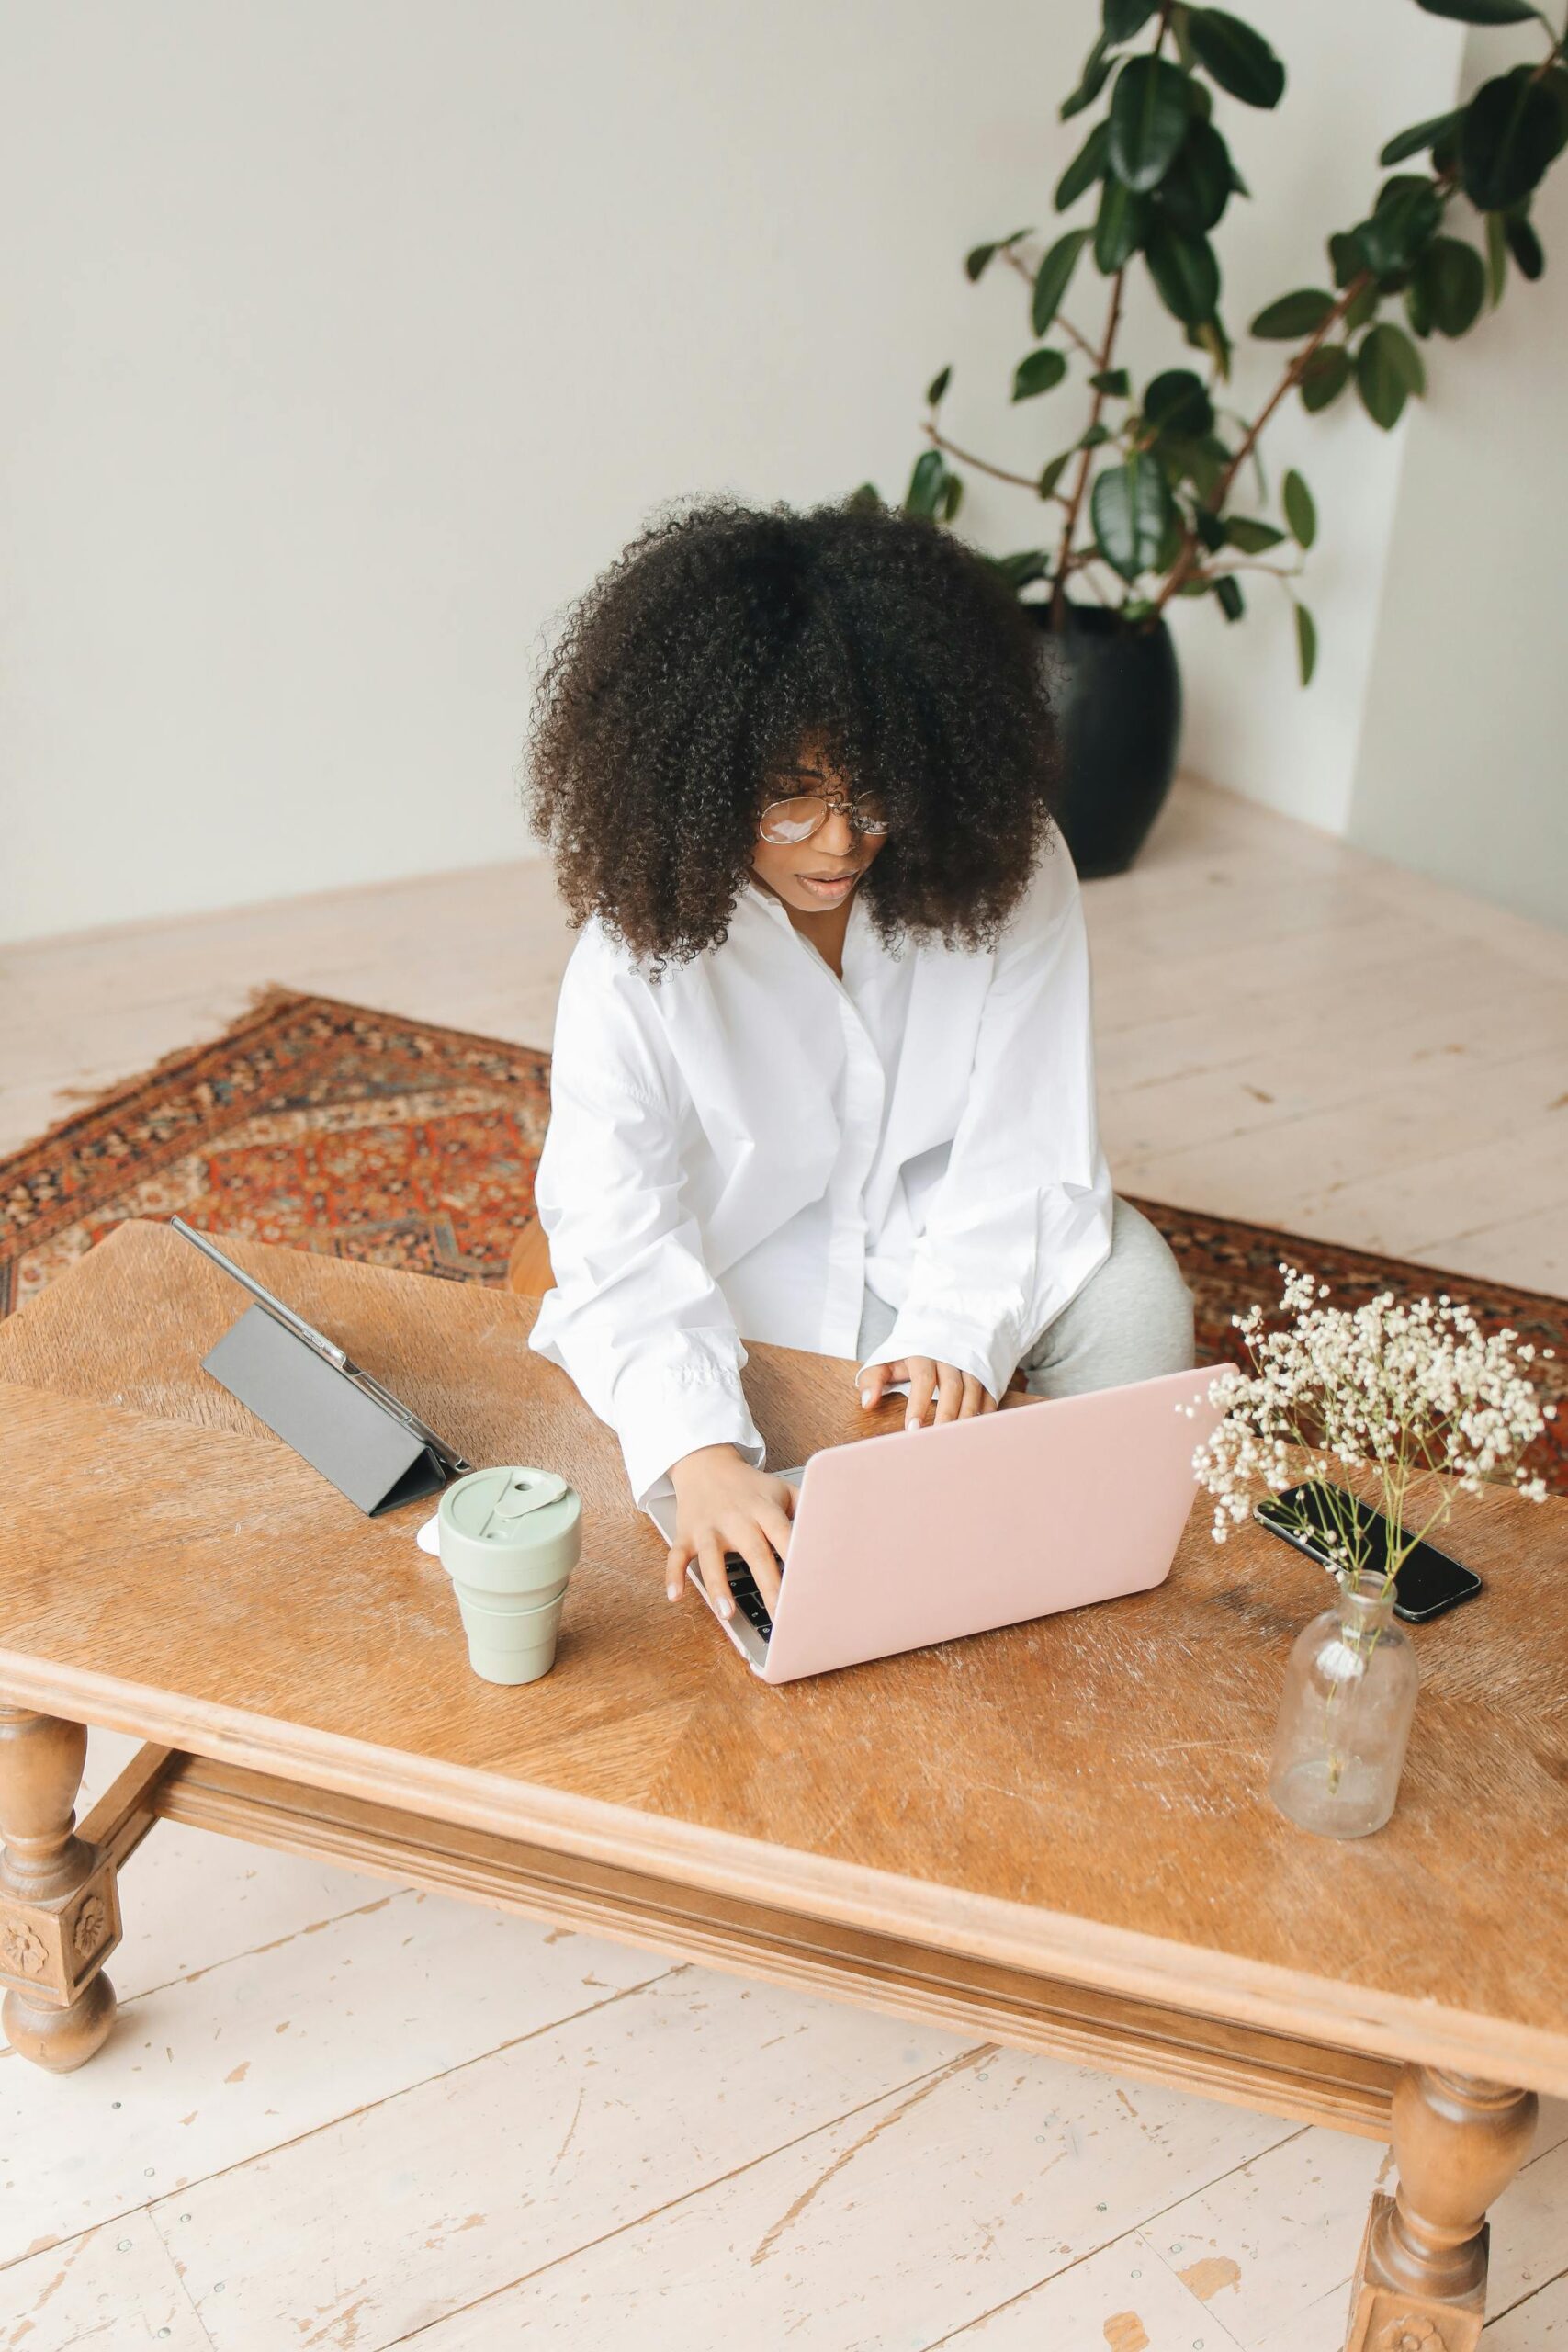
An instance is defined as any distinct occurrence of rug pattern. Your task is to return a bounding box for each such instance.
[5,986,1562,1489]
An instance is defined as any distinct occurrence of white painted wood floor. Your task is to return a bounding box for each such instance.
[3,780,1566,2350]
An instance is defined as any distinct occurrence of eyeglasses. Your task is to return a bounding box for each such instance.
[758,789,890,845]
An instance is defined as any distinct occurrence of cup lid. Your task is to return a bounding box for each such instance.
[446,1466,570,1540]
[437,1465,582,1589]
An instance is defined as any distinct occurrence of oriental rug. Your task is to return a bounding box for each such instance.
[4,985,1562,1491]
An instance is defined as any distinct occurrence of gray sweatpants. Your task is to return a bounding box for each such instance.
[854,1197,1195,1398]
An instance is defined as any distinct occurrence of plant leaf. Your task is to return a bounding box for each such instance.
[847,483,884,514]
[1144,367,1214,435]
[1356,322,1423,428]
[1251,287,1336,339]
[1380,108,1464,166]
[1109,55,1191,192]
[992,549,1052,590]
[1485,209,1509,303]
[1155,501,1186,572]
[1405,273,1432,337]
[1342,279,1379,332]
[965,228,1030,282]
[1359,336,1411,428]
[1282,469,1316,548]
[1505,212,1546,279]
[1223,515,1287,553]
[1461,70,1562,212]
[1090,450,1177,579]
[1294,601,1317,685]
[1213,573,1246,620]
[1012,345,1069,401]
[1185,8,1285,108]
[1159,118,1235,234]
[1190,315,1232,379]
[1166,434,1225,501]
[1145,220,1220,322]
[1039,453,1073,499]
[1090,367,1133,394]
[1298,344,1352,412]
[1094,174,1149,271]
[1386,321,1427,391]
[926,366,952,406]
[1432,113,1465,175]
[1546,62,1568,153]
[1062,32,1114,120]
[1079,421,1112,448]
[1414,236,1487,334]
[1056,120,1111,212]
[1415,0,1537,19]
[1032,229,1090,334]
[1103,0,1159,39]
[905,450,948,517]
[942,474,964,522]
[1355,178,1443,275]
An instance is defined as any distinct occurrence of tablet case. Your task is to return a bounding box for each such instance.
[202,1303,452,1517]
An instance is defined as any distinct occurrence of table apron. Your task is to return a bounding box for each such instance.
[114,1744,1401,2140]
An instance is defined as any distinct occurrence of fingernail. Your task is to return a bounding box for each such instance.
[860,1387,873,1408]
[720,1600,734,1619]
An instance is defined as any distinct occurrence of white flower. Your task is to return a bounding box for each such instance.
[1192,1266,1551,1583]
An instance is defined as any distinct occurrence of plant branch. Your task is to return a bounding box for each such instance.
[1214,282,1369,513]
[1002,245,1100,358]
[1151,268,1372,616]
[1051,268,1125,627]
[1192,559,1305,582]
[920,420,1065,501]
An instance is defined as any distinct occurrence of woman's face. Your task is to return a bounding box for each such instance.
[749,739,888,917]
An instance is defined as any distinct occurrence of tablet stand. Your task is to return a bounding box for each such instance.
[202,1305,451,1516]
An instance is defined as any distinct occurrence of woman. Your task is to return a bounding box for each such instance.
[525,498,1193,1628]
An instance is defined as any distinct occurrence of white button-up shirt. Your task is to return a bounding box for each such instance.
[529,833,1112,1507]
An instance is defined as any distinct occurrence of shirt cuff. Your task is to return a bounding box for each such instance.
[857,1313,1014,1407]
[613,1365,767,1516]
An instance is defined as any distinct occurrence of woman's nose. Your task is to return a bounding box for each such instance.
[818,806,856,858]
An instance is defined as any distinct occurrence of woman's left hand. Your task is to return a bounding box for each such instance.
[858,1358,998,1429]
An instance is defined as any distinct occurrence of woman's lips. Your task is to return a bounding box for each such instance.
[797,870,861,900]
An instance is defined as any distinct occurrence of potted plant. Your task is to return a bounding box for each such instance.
[857,0,1568,876]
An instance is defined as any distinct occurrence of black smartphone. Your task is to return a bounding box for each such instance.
[1254,1481,1483,1623]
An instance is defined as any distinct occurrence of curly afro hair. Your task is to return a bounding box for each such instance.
[525,497,1057,967]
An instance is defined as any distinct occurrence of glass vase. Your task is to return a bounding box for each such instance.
[1268,1572,1418,1839]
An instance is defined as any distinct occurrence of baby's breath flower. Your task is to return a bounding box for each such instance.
[1193,1267,1551,1585]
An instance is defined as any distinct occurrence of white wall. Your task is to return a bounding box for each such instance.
[1347,25,1568,932]
[0,0,1515,946]
[2,0,1067,940]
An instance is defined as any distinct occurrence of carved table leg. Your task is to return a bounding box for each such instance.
[0,1706,121,2071]
[1345,2064,1538,2351]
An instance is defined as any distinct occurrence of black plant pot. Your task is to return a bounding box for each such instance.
[1030,604,1182,880]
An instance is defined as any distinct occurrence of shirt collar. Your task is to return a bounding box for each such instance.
[740,876,792,929]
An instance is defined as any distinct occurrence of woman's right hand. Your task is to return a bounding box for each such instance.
[665,1445,795,1621]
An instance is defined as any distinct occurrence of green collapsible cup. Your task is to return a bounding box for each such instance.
[435,1466,582,1685]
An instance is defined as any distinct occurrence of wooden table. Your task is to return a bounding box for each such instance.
[1,1219,1563,2349]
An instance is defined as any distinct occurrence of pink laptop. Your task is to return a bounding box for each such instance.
[647,1364,1224,1683]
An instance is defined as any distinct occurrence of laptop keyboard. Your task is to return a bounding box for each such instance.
[723,1552,777,1643]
